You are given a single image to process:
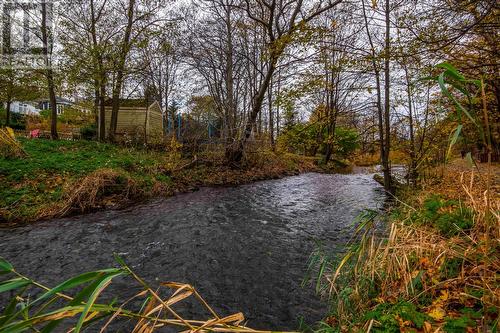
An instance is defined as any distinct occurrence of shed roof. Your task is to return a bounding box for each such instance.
[103,98,148,108]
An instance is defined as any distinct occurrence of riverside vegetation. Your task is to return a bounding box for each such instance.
[306,161,499,332]
[0,0,499,330]
[0,137,318,224]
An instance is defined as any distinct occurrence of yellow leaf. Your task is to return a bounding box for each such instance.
[428,307,446,321]
[6,127,15,139]
[431,289,450,307]
[439,289,449,301]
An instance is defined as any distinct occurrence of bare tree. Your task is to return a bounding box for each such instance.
[184,0,245,143]
[40,1,58,139]
[108,0,136,142]
[224,0,343,163]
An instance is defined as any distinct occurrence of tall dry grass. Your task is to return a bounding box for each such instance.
[313,165,499,331]
[0,127,26,159]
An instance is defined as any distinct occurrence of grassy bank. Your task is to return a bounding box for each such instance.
[0,138,319,224]
[311,161,499,332]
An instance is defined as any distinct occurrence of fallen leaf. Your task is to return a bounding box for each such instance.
[423,321,432,333]
[428,307,446,321]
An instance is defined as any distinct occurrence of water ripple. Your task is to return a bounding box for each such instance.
[0,172,385,331]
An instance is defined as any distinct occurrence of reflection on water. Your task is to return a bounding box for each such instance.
[0,172,385,330]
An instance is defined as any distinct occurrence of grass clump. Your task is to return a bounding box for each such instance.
[0,127,26,159]
[409,195,475,236]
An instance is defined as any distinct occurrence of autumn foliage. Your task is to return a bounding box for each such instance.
[312,161,499,332]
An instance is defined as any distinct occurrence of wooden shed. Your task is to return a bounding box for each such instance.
[103,99,164,140]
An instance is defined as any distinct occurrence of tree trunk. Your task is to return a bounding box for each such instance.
[362,0,386,188]
[41,1,58,140]
[382,0,392,192]
[324,62,338,164]
[376,70,385,178]
[164,82,169,134]
[404,65,417,186]
[276,69,281,137]
[224,4,236,140]
[225,62,276,164]
[268,79,274,149]
[94,87,99,128]
[109,0,135,141]
[99,81,106,140]
[90,0,106,141]
[5,101,11,125]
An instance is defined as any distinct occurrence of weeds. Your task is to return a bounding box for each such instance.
[0,256,291,333]
[41,169,138,218]
[0,128,26,159]
[309,165,499,332]
[410,195,474,236]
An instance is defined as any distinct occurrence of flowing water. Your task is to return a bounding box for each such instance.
[0,172,386,331]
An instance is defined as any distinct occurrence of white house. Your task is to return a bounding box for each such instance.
[8,101,41,115]
[6,97,75,116]
[39,97,74,115]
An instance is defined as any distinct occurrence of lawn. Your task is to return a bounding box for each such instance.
[0,138,170,222]
[0,138,318,223]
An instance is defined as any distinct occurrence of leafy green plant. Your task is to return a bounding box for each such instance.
[332,127,359,158]
[443,315,476,333]
[411,195,474,236]
[428,62,486,162]
[80,123,97,140]
[434,209,474,236]
[0,256,264,333]
[364,301,429,332]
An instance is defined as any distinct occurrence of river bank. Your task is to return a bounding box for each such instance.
[0,138,321,225]
[315,160,499,332]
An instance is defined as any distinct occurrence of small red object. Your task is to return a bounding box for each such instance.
[30,129,40,138]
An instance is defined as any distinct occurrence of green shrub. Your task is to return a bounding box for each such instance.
[80,123,97,140]
[434,209,474,236]
[3,112,27,130]
[412,196,474,236]
[333,127,359,158]
[365,301,429,332]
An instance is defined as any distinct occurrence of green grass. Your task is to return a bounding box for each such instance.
[0,138,162,181]
[0,138,318,222]
[0,138,172,222]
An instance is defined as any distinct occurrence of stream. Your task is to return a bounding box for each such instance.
[0,172,386,331]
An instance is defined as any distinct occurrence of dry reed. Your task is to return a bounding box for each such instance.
[319,164,499,331]
[0,127,27,159]
[0,256,296,333]
[39,169,138,219]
